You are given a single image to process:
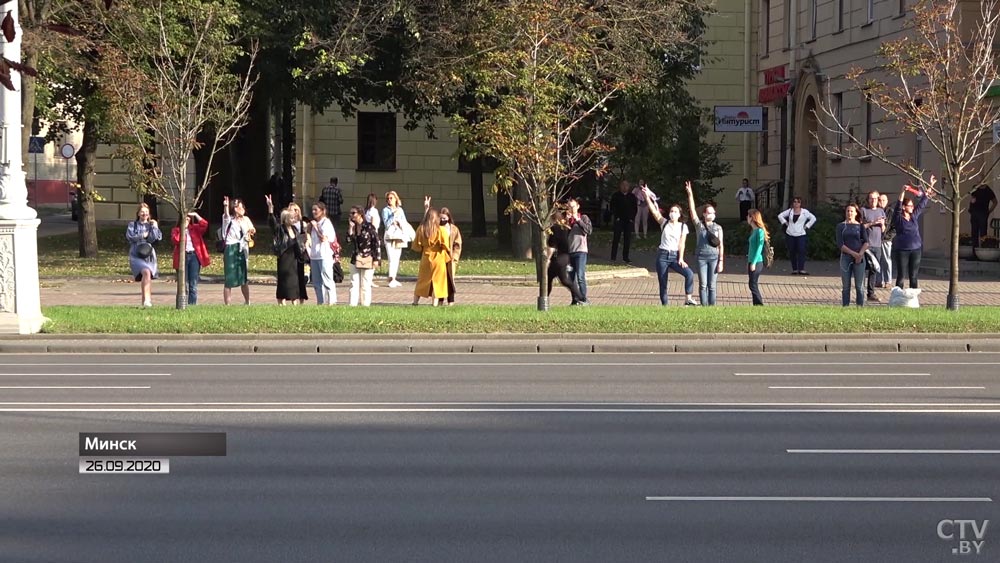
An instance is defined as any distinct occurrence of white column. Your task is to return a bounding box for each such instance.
[0,2,45,334]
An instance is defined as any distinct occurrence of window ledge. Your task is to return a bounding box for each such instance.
[859,154,873,162]
[892,13,906,20]
[356,167,397,172]
[828,154,843,162]
[805,38,817,44]
[861,20,874,28]
[832,28,845,36]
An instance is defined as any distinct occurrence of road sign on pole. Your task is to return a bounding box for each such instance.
[28,136,45,154]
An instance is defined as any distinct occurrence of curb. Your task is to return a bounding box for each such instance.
[2,334,999,354]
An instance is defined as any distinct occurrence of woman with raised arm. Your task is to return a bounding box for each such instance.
[411,197,451,306]
[891,174,935,289]
[684,181,724,306]
[221,196,255,305]
[644,186,697,306]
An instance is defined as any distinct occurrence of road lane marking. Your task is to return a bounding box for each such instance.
[0,373,170,377]
[769,386,985,390]
[1,401,999,406]
[4,361,1000,367]
[0,408,999,414]
[0,386,150,390]
[741,373,932,377]
[787,449,1000,455]
[645,496,993,503]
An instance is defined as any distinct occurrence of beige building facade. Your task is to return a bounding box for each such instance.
[687,0,759,217]
[756,0,1000,255]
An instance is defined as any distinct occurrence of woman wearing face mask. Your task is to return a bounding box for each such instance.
[126,202,162,307]
[221,196,255,305]
[837,203,869,307]
[684,181,723,306]
[777,197,817,275]
[438,206,463,305]
[644,187,697,306]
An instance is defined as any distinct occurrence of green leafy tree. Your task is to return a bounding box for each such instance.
[100,0,256,309]
[413,0,712,308]
[816,0,1000,310]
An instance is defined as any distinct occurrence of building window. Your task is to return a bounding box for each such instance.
[761,0,770,54]
[898,0,906,15]
[809,0,817,40]
[357,112,396,171]
[760,107,769,165]
[834,92,844,152]
[837,0,845,31]
[866,0,875,24]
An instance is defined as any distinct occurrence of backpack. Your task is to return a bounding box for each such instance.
[763,236,775,268]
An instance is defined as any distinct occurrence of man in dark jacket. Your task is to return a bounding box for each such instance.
[610,180,637,263]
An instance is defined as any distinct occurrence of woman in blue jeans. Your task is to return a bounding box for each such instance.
[891,175,935,289]
[684,180,723,305]
[642,186,697,305]
[836,203,869,306]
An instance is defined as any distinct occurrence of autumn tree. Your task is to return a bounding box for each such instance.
[100,0,255,309]
[816,0,1000,310]
[412,0,712,309]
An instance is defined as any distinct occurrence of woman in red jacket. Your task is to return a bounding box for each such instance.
[171,211,211,305]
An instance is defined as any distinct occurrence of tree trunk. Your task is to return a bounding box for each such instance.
[947,191,960,311]
[511,181,532,259]
[175,204,188,310]
[75,120,99,259]
[532,223,548,311]
[470,157,486,237]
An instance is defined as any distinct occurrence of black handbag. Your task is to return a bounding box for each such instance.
[333,261,344,283]
[136,242,153,259]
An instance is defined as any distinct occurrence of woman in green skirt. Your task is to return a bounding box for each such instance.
[221,196,255,305]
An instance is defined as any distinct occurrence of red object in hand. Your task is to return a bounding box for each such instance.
[904,185,922,196]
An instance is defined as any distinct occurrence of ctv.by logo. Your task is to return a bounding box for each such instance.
[938,519,988,556]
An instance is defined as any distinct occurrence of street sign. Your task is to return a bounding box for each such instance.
[714,106,765,132]
[60,143,76,159]
[28,136,45,154]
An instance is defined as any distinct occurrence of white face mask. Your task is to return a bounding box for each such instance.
[668,211,680,221]
[705,213,716,222]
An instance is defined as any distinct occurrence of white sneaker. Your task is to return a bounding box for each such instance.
[142,300,152,308]
[388,280,402,288]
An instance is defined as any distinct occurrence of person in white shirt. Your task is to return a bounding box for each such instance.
[777,197,817,275]
[643,187,697,306]
[736,178,754,221]
[307,202,338,305]
[221,196,255,305]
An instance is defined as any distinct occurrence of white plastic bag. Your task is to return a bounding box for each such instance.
[888,286,921,308]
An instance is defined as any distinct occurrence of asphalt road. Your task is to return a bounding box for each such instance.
[1,352,998,562]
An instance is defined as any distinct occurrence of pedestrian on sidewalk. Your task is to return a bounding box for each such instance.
[645,185,697,306]
[746,209,768,306]
[170,211,209,306]
[632,180,656,239]
[546,211,586,306]
[411,199,451,306]
[777,197,816,275]
[860,191,886,301]
[736,178,754,221]
[381,191,411,288]
[970,183,997,258]
[837,203,869,307]
[892,175,935,290]
[304,201,338,305]
[364,193,382,287]
[319,177,343,226]
[439,206,463,306]
[221,196,255,305]
[126,202,162,308]
[610,180,636,264]
[284,202,309,302]
[347,206,380,306]
[685,181,723,306]
[566,198,592,305]
[878,193,894,286]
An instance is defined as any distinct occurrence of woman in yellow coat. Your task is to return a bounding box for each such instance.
[411,200,451,306]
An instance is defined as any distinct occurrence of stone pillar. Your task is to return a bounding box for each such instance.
[0,3,44,334]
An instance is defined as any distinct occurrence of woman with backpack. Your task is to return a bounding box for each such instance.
[746,208,770,306]
[684,181,724,306]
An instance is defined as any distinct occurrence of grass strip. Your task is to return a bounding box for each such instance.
[40,304,1000,334]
